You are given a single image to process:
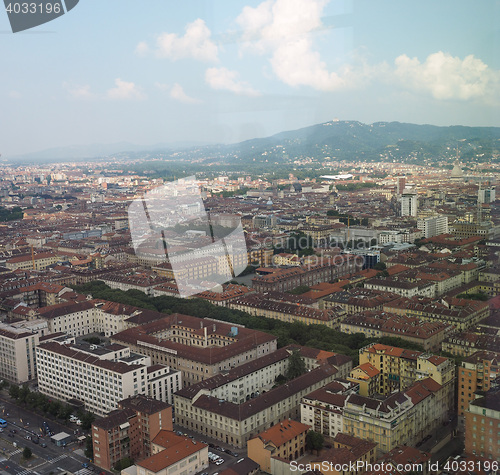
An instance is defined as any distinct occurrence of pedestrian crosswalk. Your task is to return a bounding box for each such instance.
[17,470,40,475]
[74,469,93,475]
[10,448,22,456]
[48,453,68,463]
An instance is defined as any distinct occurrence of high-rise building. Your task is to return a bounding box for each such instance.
[417,215,449,238]
[458,351,499,417]
[478,187,496,204]
[396,176,406,195]
[401,192,418,217]
[36,341,181,416]
[92,395,173,471]
[465,390,500,460]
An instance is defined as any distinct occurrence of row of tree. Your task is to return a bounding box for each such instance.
[6,383,95,430]
[74,281,424,364]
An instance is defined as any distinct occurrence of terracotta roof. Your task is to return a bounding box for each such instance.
[138,430,207,473]
[253,419,310,447]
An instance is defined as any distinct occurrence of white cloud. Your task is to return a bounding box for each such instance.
[8,90,22,99]
[205,67,260,96]
[107,79,146,100]
[170,83,201,104]
[154,82,170,92]
[394,51,499,100]
[135,41,149,56]
[156,19,218,62]
[236,0,354,91]
[63,83,95,99]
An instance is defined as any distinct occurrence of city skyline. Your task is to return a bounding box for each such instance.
[1,0,499,157]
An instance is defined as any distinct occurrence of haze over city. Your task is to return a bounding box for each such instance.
[1,0,499,157]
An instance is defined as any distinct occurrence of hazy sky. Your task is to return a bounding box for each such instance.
[1,0,499,157]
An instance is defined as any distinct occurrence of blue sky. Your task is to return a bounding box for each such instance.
[1,0,499,156]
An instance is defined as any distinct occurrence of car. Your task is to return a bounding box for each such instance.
[10,429,16,433]
[33,437,39,444]
[82,463,89,468]
[25,435,31,440]
[208,443,215,448]
[7,433,14,438]
[215,459,224,466]
[0,428,3,432]
[41,443,47,448]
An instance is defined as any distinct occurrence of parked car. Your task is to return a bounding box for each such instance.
[41,443,47,448]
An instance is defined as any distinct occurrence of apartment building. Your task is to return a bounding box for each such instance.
[323,288,399,314]
[358,343,455,406]
[92,395,173,471]
[300,380,357,439]
[465,391,500,461]
[364,277,436,298]
[417,214,449,238]
[133,431,209,475]
[348,362,381,397]
[247,419,310,473]
[228,293,345,328]
[6,251,59,271]
[111,314,277,386]
[383,297,489,332]
[38,300,100,336]
[174,363,338,448]
[0,319,49,383]
[314,433,377,475]
[36,341,181,416]
[251,256,361,293]
[343,378,447,455]
[442,332,500,357]
[340,311,452,352]
[458,351,499,416]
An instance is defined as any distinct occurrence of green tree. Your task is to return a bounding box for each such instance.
[114,457,134,471]
[18,385,30,404]
[374,262,386,271]
[23,446,32,459]
[9,384,19,400]
[285,350,306,380]
[84,436,93,459]
[80,411,95,431]
[305,431,324,453]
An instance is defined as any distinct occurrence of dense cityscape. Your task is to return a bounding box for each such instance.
[0,127,499,475]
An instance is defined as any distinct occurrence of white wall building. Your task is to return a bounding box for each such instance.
[36,341,181,416]
[417,215,449,238]
[0,319,49,383]
[401,192,418,217]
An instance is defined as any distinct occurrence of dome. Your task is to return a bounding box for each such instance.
[451,161,463,178]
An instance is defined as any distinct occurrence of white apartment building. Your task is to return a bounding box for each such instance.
[417,215,449,238]
[300,381,356,438]
[0,319,49,383]
[401,192,418,217]
[39,299,153,338]
[36,341,181,416]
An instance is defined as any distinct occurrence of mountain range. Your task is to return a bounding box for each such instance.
[8,120,500,165]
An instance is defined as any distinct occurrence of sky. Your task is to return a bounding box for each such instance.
[1,0,500,157]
